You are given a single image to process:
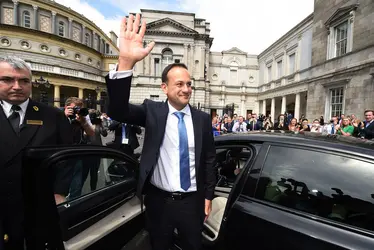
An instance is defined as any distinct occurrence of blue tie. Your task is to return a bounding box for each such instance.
[174,112,191,191]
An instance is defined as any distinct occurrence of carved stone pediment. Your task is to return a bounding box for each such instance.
[146,18,199,34]
[222,47,247,55]
[325,3,359,28]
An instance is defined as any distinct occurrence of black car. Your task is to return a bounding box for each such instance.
[22,132,374,249]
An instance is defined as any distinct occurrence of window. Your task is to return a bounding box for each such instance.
[150,95,159,101]
[59,49,66,56]
[20,40,30,49]
[277,61,283,78]
[40,44,49,52]
[267,65,272,82]
[288,53,295,74]
[175,59,180,63]
[48,153,137,240]
[329,87,344,118]
[154,58,160,76]
[335,22,348,57]
[216,146,253,188]
[58,21,65,37]
[23,11,31,28]
[105,44,110,54]
[256,146,374,232]
[0,38,11,47]
[162,49,173,70]
[85,33,90,47]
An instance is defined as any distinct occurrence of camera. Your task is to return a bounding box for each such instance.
[68,106,89,120]
[89,111,103,125]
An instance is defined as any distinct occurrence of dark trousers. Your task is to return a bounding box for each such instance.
[144,185,204,250]
[81,157,100,191]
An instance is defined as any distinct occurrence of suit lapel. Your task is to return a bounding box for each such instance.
[190,106,202,173]
[0,106,19,166]
[157,101,169,145]
[17,100,42,150]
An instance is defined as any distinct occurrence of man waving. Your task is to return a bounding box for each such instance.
[106,14,217,250]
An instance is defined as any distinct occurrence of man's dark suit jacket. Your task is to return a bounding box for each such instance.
[106,75,217,203]
[108,120,141,150]
[0,99,73,226]
[363,121,374,140]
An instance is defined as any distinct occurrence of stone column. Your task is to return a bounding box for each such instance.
[13,0,19,26]
[32,5,38,30]
[54,85,60,108]
[68,18,73,39]
[96,91,101,111]
[241,95,246,116]
[92,32,95,49]
[271,98,275,123]
[262,99,267,116]
[51,11,56,34]
[81,25,86,44]
[183,44,188,65]
[78,88,84,99]
[205,48,210,80]
[295,93,301,121]
[200,46,205,79]
[189,45,195,76]
[281,96,287,114]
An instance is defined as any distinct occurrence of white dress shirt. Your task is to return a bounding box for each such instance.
[109,68,197,192]
[150,102,196,192]
[0,99,29,125]
[232,121,247,132]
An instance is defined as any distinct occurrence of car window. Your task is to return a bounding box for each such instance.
[216,146,253,187]
[53,155,137,205]
[255,146,374,232]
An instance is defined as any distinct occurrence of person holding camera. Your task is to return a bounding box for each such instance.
[63,97,95,200]
[64,97,95,143]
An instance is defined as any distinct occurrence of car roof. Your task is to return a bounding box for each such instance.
[215,131,374,158]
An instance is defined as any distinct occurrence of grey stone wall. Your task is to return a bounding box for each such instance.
[311,0,354,66]
[306,66,374,120]
[352,0,374,51]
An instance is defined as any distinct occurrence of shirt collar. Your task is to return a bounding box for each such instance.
[1,98,29,114]
[167,101,191,116]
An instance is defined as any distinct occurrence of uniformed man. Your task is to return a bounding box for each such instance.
[0,56,73,249]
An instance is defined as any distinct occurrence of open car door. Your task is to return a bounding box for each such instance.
[22,145,144,250]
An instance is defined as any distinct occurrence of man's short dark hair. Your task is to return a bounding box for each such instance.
[364,110,374,115]
[161,63,188,83]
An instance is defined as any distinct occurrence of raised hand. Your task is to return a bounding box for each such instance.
[118,13,155,71]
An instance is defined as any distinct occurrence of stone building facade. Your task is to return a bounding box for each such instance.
[0,0,119,110]
[305,0,374,120]
[1,1,372,120]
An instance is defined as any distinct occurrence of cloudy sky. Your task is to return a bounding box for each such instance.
[55,0,314,54]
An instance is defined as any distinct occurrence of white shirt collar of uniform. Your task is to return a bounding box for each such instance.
[167,101,191,117]
[0,98,29,117]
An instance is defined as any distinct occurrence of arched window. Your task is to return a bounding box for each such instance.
[58,21,65,37]
[85,33,90,46]
[23,11,31,28]
[162,48,173,69]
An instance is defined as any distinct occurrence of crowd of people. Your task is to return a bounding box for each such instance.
[211,111,374,140]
